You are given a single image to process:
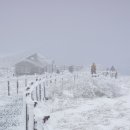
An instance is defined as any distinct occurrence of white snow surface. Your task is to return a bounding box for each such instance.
[0,72,130,130]
[42,75,130,130]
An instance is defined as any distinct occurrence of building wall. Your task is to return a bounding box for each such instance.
[15,61,44,76]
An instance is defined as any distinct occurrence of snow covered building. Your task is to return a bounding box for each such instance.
[15,53,53,76]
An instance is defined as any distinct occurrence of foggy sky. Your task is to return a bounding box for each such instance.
[0,0,130,74]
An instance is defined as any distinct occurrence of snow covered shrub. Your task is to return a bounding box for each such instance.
[50,73,123,99]
[92,78,122,98]
[72,77,122,99]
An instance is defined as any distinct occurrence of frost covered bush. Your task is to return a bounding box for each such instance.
[47,71,124,99]
[73,77,122,98]
[51,75,123,99]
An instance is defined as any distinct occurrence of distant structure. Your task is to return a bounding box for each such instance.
[15,53,53,76]
[0,52,84,77]
[68,65,84,73]
[110,66,118,78]
[102,66,118,78]
[55,65,83,73]
[110,66,116,72]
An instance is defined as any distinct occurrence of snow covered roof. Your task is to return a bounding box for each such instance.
[16,53,52,67]
[0,52,52,68]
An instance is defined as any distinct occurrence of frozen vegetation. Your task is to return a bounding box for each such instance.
[0,71,130,130]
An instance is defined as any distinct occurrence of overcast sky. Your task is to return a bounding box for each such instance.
[0,0,130,74]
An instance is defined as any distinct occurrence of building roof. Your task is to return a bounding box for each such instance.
[16,53,52,68]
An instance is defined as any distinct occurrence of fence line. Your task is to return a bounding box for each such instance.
[0,72,81,130]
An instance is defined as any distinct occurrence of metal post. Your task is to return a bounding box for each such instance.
[36,87,38,101]
[52,63,53,73]
[55,79,57,85]
[39,84,41,101]
[25,78,27,87]
[17,80,19,94]
[43,82,46,100]
[8,80,10,96]
[26,104,28,130]
[33,116,36,130]
[62,78,63,89]
[74,75,76,86]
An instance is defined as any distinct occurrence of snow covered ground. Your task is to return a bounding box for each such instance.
[50,95,130,130]
[0,72,130,130]
[39,75,130,130]
[0,96,24,130]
